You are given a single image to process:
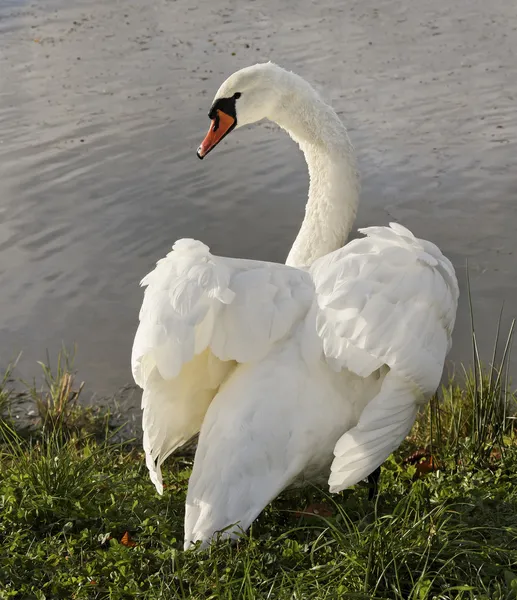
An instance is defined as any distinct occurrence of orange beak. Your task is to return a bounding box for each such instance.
[197,110,236,159]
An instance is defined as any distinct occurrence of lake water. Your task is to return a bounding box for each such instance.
[1,0,516,402]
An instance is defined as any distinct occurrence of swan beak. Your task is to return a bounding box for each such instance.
[197,110,236,159]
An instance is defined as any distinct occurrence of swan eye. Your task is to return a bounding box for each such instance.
[234,92,242,99]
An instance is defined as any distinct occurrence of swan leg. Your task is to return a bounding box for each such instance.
[367,465,381,501]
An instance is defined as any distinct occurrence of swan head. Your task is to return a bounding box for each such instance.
[197,62,285,159]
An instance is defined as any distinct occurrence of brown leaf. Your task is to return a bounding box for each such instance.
[414,455,438,478]
[404,448,439,478]
[120,531,137,547]
[403,448,430,465]
[490,448,502,462]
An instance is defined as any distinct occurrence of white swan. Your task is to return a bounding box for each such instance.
[132,62,459,550]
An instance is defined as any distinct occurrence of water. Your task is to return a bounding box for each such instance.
[1,0,516,401]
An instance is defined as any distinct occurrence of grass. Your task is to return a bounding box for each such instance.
[1,335,517,600]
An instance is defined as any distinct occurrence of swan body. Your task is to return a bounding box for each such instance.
[131,63,459,550]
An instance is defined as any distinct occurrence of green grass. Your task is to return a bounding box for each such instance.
[1,343,517,599]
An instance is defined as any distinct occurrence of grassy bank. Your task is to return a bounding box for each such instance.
[1,348,517,600]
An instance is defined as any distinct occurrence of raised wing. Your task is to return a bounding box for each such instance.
[131,238,314,493]
[310,223,459,492]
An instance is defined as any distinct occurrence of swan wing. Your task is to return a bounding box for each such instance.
[310,223,459,492]
[131,238,314,493]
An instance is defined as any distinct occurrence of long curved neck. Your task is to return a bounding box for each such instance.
[270,77,360,268]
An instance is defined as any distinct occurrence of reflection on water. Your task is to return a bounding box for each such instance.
[0,0,516,400]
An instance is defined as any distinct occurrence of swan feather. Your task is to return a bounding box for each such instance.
[132,223,458,534]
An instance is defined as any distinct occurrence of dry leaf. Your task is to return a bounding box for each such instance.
[120,531,137,547]
[414,455,438,478]
[403,448,429,465]
[490,448,502,462]
[404,448,439,478]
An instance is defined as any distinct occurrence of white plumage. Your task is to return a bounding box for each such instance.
[131,63,459,549]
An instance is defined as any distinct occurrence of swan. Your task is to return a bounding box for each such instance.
[131,62,459,550]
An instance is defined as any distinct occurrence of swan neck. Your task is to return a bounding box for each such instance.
[271,84,359,268]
